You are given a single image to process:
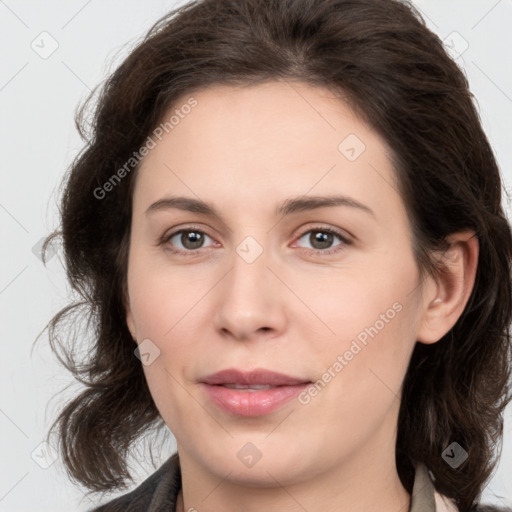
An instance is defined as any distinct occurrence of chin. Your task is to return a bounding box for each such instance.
[200,440,311,486]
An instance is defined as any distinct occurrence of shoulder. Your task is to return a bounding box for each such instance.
[435,491,512,512]
[89,452,181,512]
[469,506,512,512]
[431,471,510,512]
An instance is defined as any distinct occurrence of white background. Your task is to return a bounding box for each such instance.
[1,1,511,510]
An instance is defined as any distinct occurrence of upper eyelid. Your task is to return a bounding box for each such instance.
[293,227,351,248]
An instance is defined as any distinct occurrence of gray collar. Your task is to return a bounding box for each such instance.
[410,462,437,512]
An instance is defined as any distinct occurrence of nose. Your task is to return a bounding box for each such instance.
[212,240,287,342]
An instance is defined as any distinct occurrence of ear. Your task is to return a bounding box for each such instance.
[416,230,479,344]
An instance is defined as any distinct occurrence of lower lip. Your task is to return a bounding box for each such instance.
[201,383,309,417]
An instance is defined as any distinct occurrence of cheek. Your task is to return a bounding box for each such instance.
[127,253,217,407]
[127,249,201,340]
[304,256,419,403]
[128,263,203,432]
[304,287,416,450]
[306,266,414,350]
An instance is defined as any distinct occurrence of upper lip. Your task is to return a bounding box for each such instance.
[201,368,311,386]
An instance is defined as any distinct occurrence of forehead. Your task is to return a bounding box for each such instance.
[141,80,377,163]
[133,81,400,220]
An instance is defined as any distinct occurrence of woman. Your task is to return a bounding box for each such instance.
[43,0,512,511]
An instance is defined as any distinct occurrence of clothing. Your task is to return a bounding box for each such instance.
[90,452,494,512]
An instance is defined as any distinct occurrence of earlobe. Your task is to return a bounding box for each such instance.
[416,230,479,344]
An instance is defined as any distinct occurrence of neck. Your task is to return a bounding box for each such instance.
[176,475,409,512]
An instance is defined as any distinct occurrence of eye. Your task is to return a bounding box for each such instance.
[162,228,217,254]
[294,227,351,255]
[160,225,351,257]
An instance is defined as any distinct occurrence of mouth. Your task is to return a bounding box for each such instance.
[218,384,281,391]
[200,368,312,416]
[200,368,311,386]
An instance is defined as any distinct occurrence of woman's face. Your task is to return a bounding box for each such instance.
[126,81,429,487]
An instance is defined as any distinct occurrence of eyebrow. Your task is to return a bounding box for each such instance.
[145,194,375,220]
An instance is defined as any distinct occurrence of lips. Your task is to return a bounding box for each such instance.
[200,368,311,416]
[201,368,310,387]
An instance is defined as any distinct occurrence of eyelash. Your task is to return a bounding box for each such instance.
[160,225,352,257]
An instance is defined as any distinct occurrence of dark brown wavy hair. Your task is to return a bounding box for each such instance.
[42,0,512,510]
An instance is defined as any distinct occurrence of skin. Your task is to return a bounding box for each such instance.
[125,80,478,512]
